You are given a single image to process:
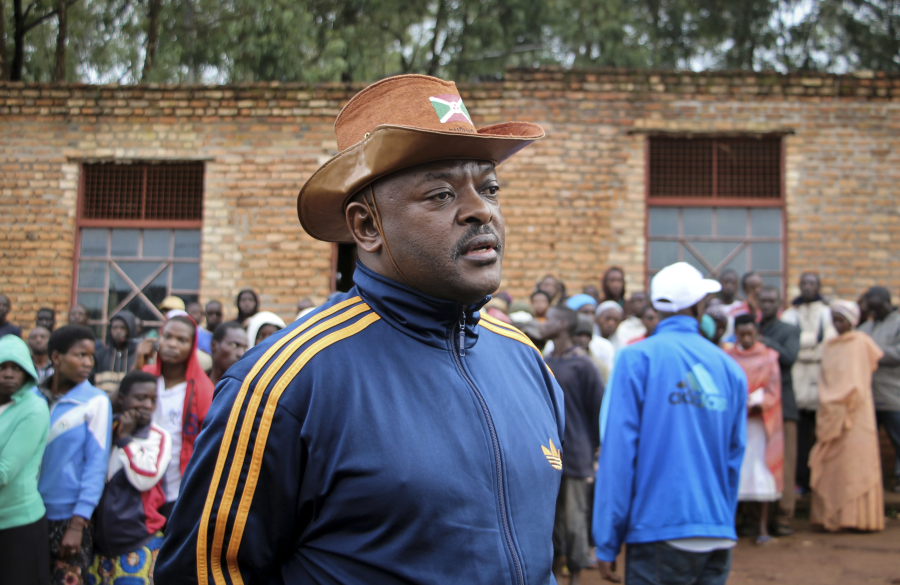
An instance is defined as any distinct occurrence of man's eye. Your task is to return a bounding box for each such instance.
[434,191,453,201]
[485,186,500,196]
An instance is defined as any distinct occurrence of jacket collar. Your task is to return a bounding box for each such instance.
[352,261,489,350]
[655,315,701,335]
[36,378,95,405]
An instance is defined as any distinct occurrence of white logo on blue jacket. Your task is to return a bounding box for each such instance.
[668,363,727,412]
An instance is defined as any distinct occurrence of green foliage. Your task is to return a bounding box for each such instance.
[2,0,898,83]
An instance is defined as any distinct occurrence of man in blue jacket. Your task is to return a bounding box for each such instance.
[155,75,565,585]
[593,262,747,585]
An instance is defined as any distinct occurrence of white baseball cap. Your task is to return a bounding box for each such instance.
[651,262,722,313]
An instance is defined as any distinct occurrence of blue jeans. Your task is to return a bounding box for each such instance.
[625,542,732,585]
[876,410,900,480]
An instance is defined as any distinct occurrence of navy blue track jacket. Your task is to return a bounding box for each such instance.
[155,262,565,585]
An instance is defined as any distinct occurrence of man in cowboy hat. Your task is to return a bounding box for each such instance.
[156,75,564,585]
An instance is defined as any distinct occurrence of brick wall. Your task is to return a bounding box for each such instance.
[1,69,898,327]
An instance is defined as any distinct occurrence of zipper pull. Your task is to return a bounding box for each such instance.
[459,316,466,357]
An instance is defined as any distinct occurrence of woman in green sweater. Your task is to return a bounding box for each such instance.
[0,334,51,585]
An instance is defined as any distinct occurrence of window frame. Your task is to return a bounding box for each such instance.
[71,162,204,338]
[643,135,787,297]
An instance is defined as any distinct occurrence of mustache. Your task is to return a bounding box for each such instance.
[451,225,501,260]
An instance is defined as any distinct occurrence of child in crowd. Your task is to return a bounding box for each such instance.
[0,335,51,585]
[89,370,171,584]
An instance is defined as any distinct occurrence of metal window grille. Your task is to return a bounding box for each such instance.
[81,162,204,221]
[649,137,781,199]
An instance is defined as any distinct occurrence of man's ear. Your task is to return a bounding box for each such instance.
[345,201,382,254]
[50,350,60,368]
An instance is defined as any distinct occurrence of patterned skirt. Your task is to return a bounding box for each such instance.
[87,532,164,585]
[49,518,94,585]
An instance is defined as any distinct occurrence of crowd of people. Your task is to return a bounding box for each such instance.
[3,72,900,585]
[0,263,898,584]
[490,267,897,583]
[0,290,291,584]
[0,261,898,584]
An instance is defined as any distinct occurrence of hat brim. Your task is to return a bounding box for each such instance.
[297,122,544,242]
[652,279,722,313]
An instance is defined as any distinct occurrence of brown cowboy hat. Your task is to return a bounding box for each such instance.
[296,74,544,242]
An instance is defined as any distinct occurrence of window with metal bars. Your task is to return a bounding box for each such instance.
[646,136,785,296]
[648,136,781,200]
[75,162,204,338]
[81,162,204,222]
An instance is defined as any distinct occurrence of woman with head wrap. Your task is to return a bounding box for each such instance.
[246,312,287,349]
[809,300,885,532]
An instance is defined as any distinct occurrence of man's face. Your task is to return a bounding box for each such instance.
[187,303,204,326]
[205,302,223,330]
[720,273,738,299]
[759,289,780,320]
[122,381,158,428]
[596,310,621,338]
[28,326,50,355]
[68,305,88,326]
[52,339,95,385]
[539,308,567,341]
[357,160,505,305]
[800,274,819,302]
[736,323,757,350]
[159,320,194,365]
[110,319,129,345]
[212,327,248,372]
[641,308,659,336]
[36,310,55,331]
[629,293,648,318]
[0,295,10,321]
[744,274,764,300]
[238,292,257,316]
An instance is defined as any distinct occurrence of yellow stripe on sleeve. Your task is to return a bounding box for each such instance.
[196,297,364,585]
[209,302,371,585]
[479,315,543,354]
[225,311,382,584]
[480,319,555,377]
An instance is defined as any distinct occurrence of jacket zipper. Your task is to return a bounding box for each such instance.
[451,311,525,585]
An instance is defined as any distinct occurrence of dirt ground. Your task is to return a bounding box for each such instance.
[577,514,900,585]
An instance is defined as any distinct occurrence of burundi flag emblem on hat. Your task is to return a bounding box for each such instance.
[429,94,472,124]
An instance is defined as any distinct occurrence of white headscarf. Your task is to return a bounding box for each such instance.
[595,300,624,317]
[246,311,287,348]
